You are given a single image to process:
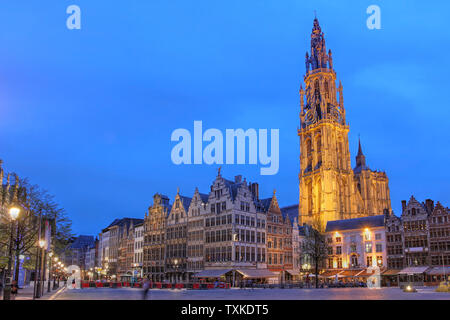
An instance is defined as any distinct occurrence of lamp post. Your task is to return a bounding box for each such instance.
[53,257,59,289]
[47,252,53,292]
[3,207,20,300]
[36,239,46,298]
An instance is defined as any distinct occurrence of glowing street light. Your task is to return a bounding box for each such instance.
[9,207,20,220]
[39,240,46,248]
[3,206,21,300]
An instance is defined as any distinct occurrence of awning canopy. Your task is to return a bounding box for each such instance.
[320,270,344,278]
[285,270,300,276]
[340,269,364,277]
[193,269,232,278]
[382,269,401,276]
[398,266,430,275]
[426,267,450,276]
[236,269,277,279]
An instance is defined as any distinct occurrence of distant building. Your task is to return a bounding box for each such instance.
[64,235,95,277]
[324,215,387,282]
[263,192,293,284]
[165,190,191,282]
[133,222,144,278]
[143,193,171,281]
[98,217,143,279]
[384,197,450,286]
[186,188,209,278]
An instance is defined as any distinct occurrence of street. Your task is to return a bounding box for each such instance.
[53,287,450,300]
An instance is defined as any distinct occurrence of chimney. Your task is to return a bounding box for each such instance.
[250,183,259,200]
[401,200,407,212]
[234,175,242,183]
[425,199,434,214]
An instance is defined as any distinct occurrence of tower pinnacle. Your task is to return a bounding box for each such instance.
[356,137,366,168]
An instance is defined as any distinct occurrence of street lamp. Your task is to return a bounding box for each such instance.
[174,259,179,283]
[36,239,46,298]
[47,252,54,292]
[3,206,20,300]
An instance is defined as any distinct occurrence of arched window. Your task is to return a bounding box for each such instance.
[316,135,322,166]
[324,80,329,99]
[314,79,320,99]
[306,139,312,169]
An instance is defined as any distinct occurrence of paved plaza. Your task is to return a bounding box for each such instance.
[52,287,450,300]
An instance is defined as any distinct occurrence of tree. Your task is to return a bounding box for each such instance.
[0,176,73,282]
[301,216,330,288]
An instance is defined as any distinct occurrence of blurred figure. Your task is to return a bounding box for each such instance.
[142,277,150,300]
[11,280,18,300]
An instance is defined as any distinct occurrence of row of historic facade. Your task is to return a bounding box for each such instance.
[73,171,449,286]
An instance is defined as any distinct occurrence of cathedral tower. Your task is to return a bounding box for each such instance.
[298,18,391,228]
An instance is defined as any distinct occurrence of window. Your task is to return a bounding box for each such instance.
[337,257,342,268]
[375,233,381,240]
[328,258,334,269]
[376,256,383,267]
[335,237,341,243]
[365,242,372,253]
[351,255,358,267]
[376,244,383,253]
[336,246,342,255]
[366,256,372,267]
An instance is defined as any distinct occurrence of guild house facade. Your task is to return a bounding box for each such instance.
[298,18,391,228]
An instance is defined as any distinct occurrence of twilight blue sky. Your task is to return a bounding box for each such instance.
[0,1,449,235]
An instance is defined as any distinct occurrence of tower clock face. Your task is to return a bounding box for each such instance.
[328,104,343,123]
[304,107,317,126]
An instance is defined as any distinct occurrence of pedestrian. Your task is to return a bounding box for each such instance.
[11,280,18,300]
[142,276,150,300]
[72,278,76,289]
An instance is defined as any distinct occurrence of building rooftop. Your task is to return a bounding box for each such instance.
[281,204,299,226]
[325,215,385,232]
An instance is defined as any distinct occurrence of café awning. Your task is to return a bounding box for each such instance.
[426,267,450,276]
[398,266,430,275]
[320,270,343,278]
[340,269,364,277]
[382,269,401,276]
[235,269,277,279]
[193,269,232,278]
[285,270,300,276]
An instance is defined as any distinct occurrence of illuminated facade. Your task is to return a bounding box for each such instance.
[298,18,391,228]
[325,215,387,272]
[143,193,171,281]
[263,192,293,283]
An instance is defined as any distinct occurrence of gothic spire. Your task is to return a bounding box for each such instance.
[306,17,333,72]
[357,137,364,156]
[356,137,366,168]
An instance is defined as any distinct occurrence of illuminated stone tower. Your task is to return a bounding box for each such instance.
[298,18,391,228]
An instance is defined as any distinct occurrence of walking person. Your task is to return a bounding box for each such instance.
[11,280,18,300]
[142,277,150,300]
[72,278,76,289]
